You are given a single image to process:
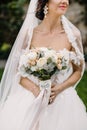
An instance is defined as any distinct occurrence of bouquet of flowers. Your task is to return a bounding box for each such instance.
[18,47,69,90]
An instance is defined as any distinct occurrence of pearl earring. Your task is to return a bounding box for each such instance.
[44,5,48,18]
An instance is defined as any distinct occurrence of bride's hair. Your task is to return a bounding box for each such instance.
[35,0,48,20]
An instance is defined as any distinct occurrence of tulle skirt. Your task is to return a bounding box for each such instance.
[0,82,87,130]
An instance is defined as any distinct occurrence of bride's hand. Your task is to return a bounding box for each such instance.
[20,77,41,97]
[32,85,41,97]
[49,84,63,104]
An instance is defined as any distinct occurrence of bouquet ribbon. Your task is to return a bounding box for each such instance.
[20,80,51,130]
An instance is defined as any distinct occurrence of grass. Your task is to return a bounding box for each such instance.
[0,68,4,81]
[0,68,87,110]
[76,71,87,111]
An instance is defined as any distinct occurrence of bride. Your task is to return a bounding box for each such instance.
[0,0,87,130]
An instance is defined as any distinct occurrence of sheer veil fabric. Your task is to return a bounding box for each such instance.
[0,0,85,112]
[0,0,39,104]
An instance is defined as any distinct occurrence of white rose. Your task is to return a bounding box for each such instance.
[31,66,38,71]
[27,52,37,60]
[44,50,57,62]
[52,56,58,63]
[59,49,69,61]
[37,57,47,68]
[57,50,69,67]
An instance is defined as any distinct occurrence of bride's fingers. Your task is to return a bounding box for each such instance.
[51,89,57,95]
[49,95,56,101]
[51,87,56,92]
[50,92,55,97]
[49,94,57,104]
[51,85,55,88]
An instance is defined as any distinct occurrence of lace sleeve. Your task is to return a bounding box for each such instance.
[69,51,82,66]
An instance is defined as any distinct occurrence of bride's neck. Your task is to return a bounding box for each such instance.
[40,14,62,33]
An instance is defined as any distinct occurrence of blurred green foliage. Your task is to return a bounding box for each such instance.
[85,54,87,62]
[0,1,27,43]
[76,0,87,25]
[76,71,87,111]
[0,0,28,59]
[0,43,11,59]
[0,68,4,81]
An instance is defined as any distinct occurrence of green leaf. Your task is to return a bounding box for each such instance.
[47,57,52,64]
[62,66,67,70]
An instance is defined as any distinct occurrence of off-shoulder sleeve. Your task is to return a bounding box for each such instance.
[69,51,81,66]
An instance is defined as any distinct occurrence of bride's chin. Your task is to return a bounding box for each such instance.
[55,12,66,17]
[56,9,67,15]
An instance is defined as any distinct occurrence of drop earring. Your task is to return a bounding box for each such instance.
[44,4,48,18]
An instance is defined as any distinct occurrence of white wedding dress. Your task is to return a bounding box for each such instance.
[0,48,87,130]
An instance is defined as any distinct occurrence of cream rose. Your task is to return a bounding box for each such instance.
[57,53,63,59]
[57,63,62,70]
[37,57,47,68]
